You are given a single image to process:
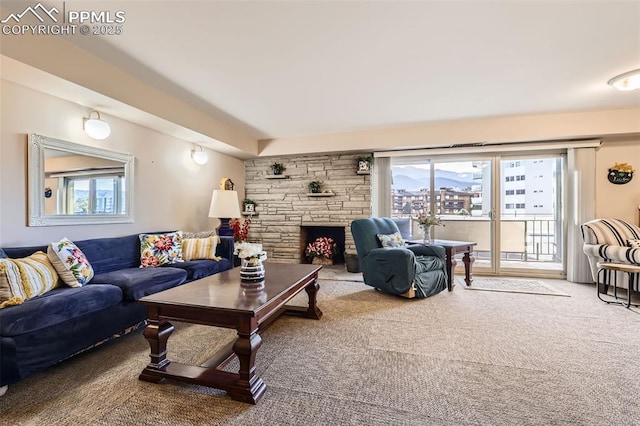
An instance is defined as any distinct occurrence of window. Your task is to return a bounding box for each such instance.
[64,175,124,215]
[516,189,525,195]
[516,175,525,181]
[505,190,515,195]
[506,176,515,182]
[505,203,514,209]
[516,203,525,208]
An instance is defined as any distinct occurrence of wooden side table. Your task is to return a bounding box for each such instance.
[408,239,477,291]
[596,262,640,308]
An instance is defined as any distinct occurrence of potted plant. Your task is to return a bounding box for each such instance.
[243,198,256,213]
[305,236,340,265]
[270,162,286,175]
[412,214,445,243]
[308,180,322,193]
[356,155,373,173]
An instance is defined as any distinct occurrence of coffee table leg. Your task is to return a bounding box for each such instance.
[227,326,266,404]
[463,251,475,286]
[139,318,174,382]
[304,277,323,319]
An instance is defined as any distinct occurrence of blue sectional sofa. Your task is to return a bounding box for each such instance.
[0,232,234,389]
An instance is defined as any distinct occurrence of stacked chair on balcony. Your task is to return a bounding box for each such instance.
[580,218,640,306]
[350,217,447,298]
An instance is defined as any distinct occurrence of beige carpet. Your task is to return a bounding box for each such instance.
[1,270,639,425]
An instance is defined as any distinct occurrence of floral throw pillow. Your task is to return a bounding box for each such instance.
[139,231,183,268]
[627,239,640,249]
[377,232,405,248]
[47,238,94,287]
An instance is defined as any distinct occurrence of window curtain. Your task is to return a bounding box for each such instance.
[566,147,596,283]
[372,156,391,217]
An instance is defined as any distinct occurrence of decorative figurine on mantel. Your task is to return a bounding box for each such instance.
[356,155,373,174]
[220,177,235,190]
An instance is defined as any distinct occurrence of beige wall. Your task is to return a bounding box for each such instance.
[259,109,640,156]
[595,139,640,224]
[0,80,245,246]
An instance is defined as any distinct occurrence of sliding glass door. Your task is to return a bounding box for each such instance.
[389,153,565,278]
[498,156,564,274]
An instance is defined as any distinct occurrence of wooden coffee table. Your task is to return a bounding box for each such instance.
[138,262,323,404]
[408,239,477,292]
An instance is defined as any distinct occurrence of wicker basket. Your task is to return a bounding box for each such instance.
[312,256,333,265]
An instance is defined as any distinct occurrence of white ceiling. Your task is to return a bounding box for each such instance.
[4,1,640,143]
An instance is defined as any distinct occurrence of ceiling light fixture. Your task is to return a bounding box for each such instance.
[607,69,640,91]
[191,145,209,165]
[83,111,111,140]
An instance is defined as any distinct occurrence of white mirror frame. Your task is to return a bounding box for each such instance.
[28,133,135,226]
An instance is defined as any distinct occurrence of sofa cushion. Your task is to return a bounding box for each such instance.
[139,231,183,267]
[0,252,60,309]
[91,267,187,301]
[47,238,94,287]
[0,248,7,259]
[74,235,141,275]
[171,258,232,280]
[0,284,123,336]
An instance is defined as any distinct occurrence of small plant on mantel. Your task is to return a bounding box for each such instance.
[357,155,373,166]
[270,162,286,175]
[308,180,322,193]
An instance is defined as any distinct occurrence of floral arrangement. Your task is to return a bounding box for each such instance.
[413,214,445,228]
[229,217,251,242]
[305,236,339,260]
[234,242,267,265]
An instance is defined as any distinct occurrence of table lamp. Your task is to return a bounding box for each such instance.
[208,189,241,237]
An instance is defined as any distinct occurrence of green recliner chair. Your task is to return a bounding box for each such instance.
[350,217,447,298]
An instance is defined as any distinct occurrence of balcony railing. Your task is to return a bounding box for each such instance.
[397,215,561,263]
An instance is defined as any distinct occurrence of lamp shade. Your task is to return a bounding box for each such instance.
[208,190,241,218]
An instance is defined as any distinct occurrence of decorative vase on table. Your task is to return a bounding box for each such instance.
[234,242,267,285]
[240,256,266,282]
[421,225,432,244]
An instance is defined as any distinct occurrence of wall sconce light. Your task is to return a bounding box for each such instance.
[608,69,640,91]
[83,111,111,140]
[191,145,209,165]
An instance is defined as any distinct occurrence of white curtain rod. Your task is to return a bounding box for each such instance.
[374,139,602,157]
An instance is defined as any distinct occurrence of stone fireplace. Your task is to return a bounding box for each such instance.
[243,153,372,264]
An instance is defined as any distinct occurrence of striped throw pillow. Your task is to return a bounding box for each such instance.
[0,251,60,309]
[182,236,220,261]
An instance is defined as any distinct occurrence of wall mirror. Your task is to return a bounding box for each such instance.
[28,134,135,226]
